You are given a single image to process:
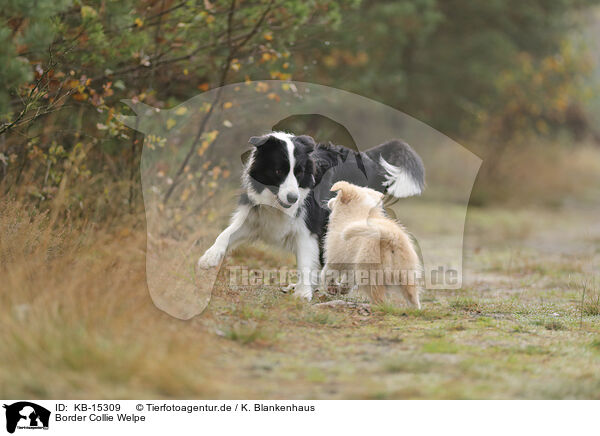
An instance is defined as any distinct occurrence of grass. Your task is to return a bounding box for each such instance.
[238,305,267,321]
[2,197,600,399]
[302,309,344,325]
[544,320,567,331]
[305,368,326,383]
[590,338,600,351]
[532,318,568,331]
[422,340,460,354]
[581,294,600,316]
[222,323,268,345]
[383,356,434,374]
[450,297,481,312]
[373,303,447,320]
[511,324,530,333]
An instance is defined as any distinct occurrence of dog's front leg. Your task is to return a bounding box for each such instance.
[198,206,250,269]
[293,232,321,301]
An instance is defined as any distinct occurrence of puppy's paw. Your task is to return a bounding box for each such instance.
[293,285,313,301]
[197,245,225,269]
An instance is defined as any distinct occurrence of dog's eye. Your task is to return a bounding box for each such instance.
[294,166,304,176]
[275,169,284,177]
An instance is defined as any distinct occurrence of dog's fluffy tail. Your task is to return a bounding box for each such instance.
[365,139,425,198]
[343,222,378,240]
[343,220,399,242]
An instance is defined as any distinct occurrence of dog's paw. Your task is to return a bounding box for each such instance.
[197,245,225,269]
[293,285,313,301]
[281,283,296,294]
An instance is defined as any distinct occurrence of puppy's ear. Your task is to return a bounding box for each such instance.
[249,135,270,147]
[293,135,316,153]
[331,181,351,204]
[331,181,348,193]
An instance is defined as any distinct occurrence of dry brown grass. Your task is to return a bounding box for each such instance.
[0,198,225,398]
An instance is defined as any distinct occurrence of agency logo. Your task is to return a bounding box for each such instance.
[3,402,50,434]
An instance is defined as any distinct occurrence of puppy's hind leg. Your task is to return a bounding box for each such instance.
[400,284,421,309]
[354,284,385,304]
[369,284,387,305]
[319,264,332,290]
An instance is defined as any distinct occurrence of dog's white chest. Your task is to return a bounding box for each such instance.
[247,206,301,249]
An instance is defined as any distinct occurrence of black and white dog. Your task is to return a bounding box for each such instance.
[197,131,425,300]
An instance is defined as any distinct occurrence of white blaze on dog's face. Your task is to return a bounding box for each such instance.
[276,132,300,209]
[245,132,315,216]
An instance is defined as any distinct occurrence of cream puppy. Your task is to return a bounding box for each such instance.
[321,181,421,307]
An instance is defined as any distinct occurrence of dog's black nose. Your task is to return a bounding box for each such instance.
[286,192,298,204]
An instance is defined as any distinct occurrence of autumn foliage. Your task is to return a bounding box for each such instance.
[1,0,599,216]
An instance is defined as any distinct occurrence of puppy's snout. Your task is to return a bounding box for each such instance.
[286,192,298,204]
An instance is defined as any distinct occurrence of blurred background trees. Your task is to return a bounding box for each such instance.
[299,0,600,137]
[1,0,600,217]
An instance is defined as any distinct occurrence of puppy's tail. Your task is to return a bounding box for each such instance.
[343,223,376,240]
[343,219,398,242]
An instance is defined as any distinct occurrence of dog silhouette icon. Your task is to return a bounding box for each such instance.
[3,402,50,434]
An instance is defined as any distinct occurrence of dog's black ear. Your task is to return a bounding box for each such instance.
[293,135,316,153]
[249,135,270,147]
